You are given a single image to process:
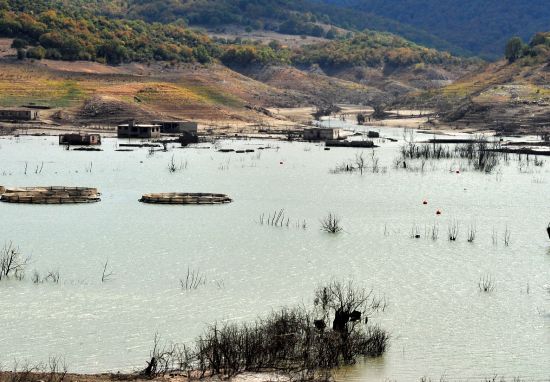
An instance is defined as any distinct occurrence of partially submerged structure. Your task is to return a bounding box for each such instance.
[0,108,38,122]
[0,187,101,204]
[139,193,232,205]
[153,120,198,135]
[178,133,199,145]
[117,122,161,138]
[303,127,343,141]
[153,120,200,145]
[59,133,101,146]
[325,140,376,148]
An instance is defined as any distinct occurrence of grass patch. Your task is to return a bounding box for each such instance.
[185,84,244,108]
[0,75,87,108]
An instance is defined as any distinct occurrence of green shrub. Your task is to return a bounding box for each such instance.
[26,45,45,59]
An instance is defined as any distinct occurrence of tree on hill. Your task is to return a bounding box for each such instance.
[529,32,548,47]
[505,37,524,63]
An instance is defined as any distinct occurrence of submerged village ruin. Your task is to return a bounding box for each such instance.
[0,105,383,205]
[0,0,549,378]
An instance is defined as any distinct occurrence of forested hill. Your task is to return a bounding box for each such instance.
[121,0,462,54]
[322,0,550,59]
[0,0,218,63]
[0,0,465,56]
[0,0,463,69]
[3,0,546,61]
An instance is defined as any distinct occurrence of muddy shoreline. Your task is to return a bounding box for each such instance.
[0,371,289,382]
[0,105,506,139]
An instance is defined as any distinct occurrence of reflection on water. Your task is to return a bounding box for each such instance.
[0,125,549,380]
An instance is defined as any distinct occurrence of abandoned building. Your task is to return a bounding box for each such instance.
[59,133,102,146]
[153,120,198,135]
[303,127,343,141]
[117,122,161,138]
[0,108,38,121]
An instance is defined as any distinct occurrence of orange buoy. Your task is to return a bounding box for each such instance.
[436,210,442,215]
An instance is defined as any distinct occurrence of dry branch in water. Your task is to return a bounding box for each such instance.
[478,274,495,292]
[180,267,206,291]
[320,213,343,234]
[0,242,28,281]
[101,260,114,283]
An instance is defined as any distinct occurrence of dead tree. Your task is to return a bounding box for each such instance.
[0,242,28,280]
[313,280,386,362]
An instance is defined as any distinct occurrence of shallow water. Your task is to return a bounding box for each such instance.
[0,124,549,381]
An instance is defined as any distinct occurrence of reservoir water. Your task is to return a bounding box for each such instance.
[0,124,548,381]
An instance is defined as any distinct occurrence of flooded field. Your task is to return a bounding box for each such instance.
[0,124,549,381]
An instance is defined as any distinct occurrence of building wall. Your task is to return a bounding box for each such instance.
[303,129,319,140]
[319,129,341,140]
[155,121,198,134]
[0,109,35,121]
[117,125,161,138]
[59,134,102,145]
[303,128,341,141]
[158,122,179,134]
[181,122,198,133]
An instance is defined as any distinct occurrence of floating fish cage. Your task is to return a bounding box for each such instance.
[139,192,232,205]
[0,186,101,204]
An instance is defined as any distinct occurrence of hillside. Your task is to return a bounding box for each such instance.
[324,0,550,59]
[0,40,394,130]
[0,34,480,133]
[0,0,485,125]
[405,32,550,134]
[0,41,474,126]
